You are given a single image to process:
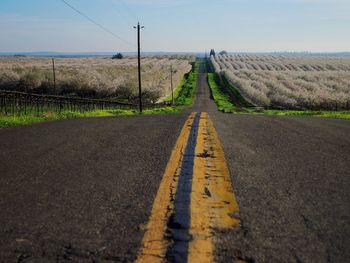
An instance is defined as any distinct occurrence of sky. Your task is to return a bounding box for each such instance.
[0,0,349,53]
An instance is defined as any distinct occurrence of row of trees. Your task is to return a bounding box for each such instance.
[0,56,192,104]
[210,54,350,109]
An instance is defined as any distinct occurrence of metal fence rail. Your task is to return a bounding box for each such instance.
[0,90,169,115]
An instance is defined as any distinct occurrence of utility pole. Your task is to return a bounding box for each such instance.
[134,22,144,113]
[170,65,175,106]
[52,58,56,93]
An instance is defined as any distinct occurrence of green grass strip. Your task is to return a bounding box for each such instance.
[164,77,186,104]
[207,73,235,112]
[172,62,199,106]
[263,109,350,119]
[0,107,182,128]
[214,106,350,120]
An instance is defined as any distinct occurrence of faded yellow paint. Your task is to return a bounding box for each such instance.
[188,112,240,263]
[137,112,241,262]
[206,115,240,229]
[136,112,196,263]
[188,112,213,263]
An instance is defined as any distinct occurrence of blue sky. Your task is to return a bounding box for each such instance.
[0,0,349,52]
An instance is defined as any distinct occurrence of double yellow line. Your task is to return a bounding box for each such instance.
[136,112,240,263]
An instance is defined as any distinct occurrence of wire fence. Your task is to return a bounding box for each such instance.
[0,90,168,115]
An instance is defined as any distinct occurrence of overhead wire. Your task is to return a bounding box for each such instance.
[60,0,135,48]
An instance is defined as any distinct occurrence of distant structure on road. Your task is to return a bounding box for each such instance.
[210,49,216,57]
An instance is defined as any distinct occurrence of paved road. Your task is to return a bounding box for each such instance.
[0,115,188,262]
[1,61,350,262]
[195,62,350,262]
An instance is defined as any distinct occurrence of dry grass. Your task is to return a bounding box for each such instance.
[211,54,350,109]
[0,56,193,103]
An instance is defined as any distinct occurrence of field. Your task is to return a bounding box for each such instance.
[210,54,350,110]
[0,56,193,104]
[0,57,198,127]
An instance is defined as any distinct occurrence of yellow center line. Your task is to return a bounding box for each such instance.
[188,112,213,262]
[189,112,240,263]
[136,112,196,262]
[136,112,241,263]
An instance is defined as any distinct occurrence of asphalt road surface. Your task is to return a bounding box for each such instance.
[195,63,350,262]
[1,62,350,262]
[0,114,188,262]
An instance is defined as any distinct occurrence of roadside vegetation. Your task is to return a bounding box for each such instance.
[207,73,234,112]
[208,55,350,119]
[0,107,181,128]
[174,62,199,105]
[0,56,193,104]
[211,54,350,110]
[164,62,199,106]
[0,58,199,128]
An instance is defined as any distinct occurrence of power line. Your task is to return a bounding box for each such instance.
[60,0,135,47]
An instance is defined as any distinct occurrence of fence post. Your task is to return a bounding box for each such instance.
[24,96,27,115]
[52,58,56,93]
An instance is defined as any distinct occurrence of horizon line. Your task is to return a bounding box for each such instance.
[1,50,350,54]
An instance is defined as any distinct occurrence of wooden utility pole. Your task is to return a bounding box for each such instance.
[134,22,144,113]
[170,65,174,106]
[52,58,56,93]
